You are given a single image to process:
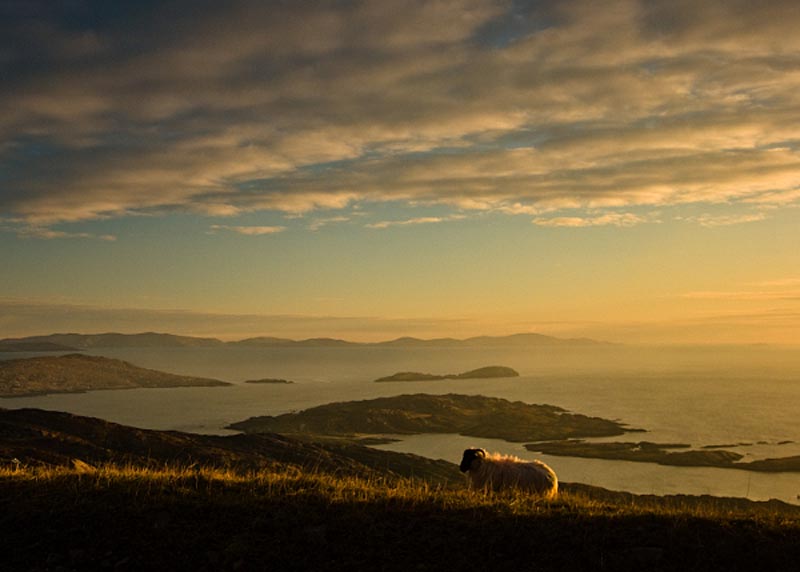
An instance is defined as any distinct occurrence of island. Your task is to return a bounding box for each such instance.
[374,365,519,382]
[228,393,633,442]
[524,440,800,472]
[0,353,231,398]
[244,378,294,385]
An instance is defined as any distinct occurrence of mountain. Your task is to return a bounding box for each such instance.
[375,336,463,347]
[0,332,224,350]
[230,336,360,348]
[460,333,608,347]
[2,331,612,349]
[228,336,298,347]
[0,408,459,483]
[375,333,609,347]
[0,354,230,397]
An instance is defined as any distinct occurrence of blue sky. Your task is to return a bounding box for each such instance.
[2,0,799,343]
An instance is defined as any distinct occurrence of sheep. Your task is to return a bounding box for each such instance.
[459,448,558,499]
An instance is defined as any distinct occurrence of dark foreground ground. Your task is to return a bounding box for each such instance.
[2,465,799,572]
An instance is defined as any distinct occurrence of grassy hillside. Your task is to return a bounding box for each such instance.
[0,408,458,483]
[2,462,799,571]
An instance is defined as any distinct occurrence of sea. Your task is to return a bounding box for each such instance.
[2,344,799,505]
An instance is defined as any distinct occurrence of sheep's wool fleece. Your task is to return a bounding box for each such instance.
[468,453,558,498]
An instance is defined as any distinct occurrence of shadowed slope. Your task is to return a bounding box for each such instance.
[0,408,459,483]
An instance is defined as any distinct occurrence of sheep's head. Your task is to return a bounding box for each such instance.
[459,448,486,472]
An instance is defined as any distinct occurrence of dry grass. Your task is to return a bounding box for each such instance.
[3,461,796,521]
[2,462,799,571]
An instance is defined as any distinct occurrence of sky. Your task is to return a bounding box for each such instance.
[1,0,799,344]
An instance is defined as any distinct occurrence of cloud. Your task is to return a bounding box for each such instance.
[751,278,800,288]
[366,215,466,229]
[2,0,800,230]
[308,216,352,231]
[682,275,800,301]
[564,309,800,345]
[681,290,800,302]
[209,225,286,236]
[11,225,117,241]
[677,212,768,227]
[743,188,800,206]
[532,212,652,227]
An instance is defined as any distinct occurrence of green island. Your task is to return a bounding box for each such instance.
[375,365,519,382]
[525,440,800,472]
[0,354,230,398]
[228,393,633,441]
[244,378,295,384]
[2,407,799,570]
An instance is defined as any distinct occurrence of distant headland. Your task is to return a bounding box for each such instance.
[0,354,230,398]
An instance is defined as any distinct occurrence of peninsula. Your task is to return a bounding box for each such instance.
[244,378,294,385]
[0,354,230,398]
[375,365,519,382]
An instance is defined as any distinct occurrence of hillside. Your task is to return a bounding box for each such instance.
[2,465,798,572]
[2,408,799,571]
[0,408,458,482]
[0,354,230,397]
[228,393,632,441]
